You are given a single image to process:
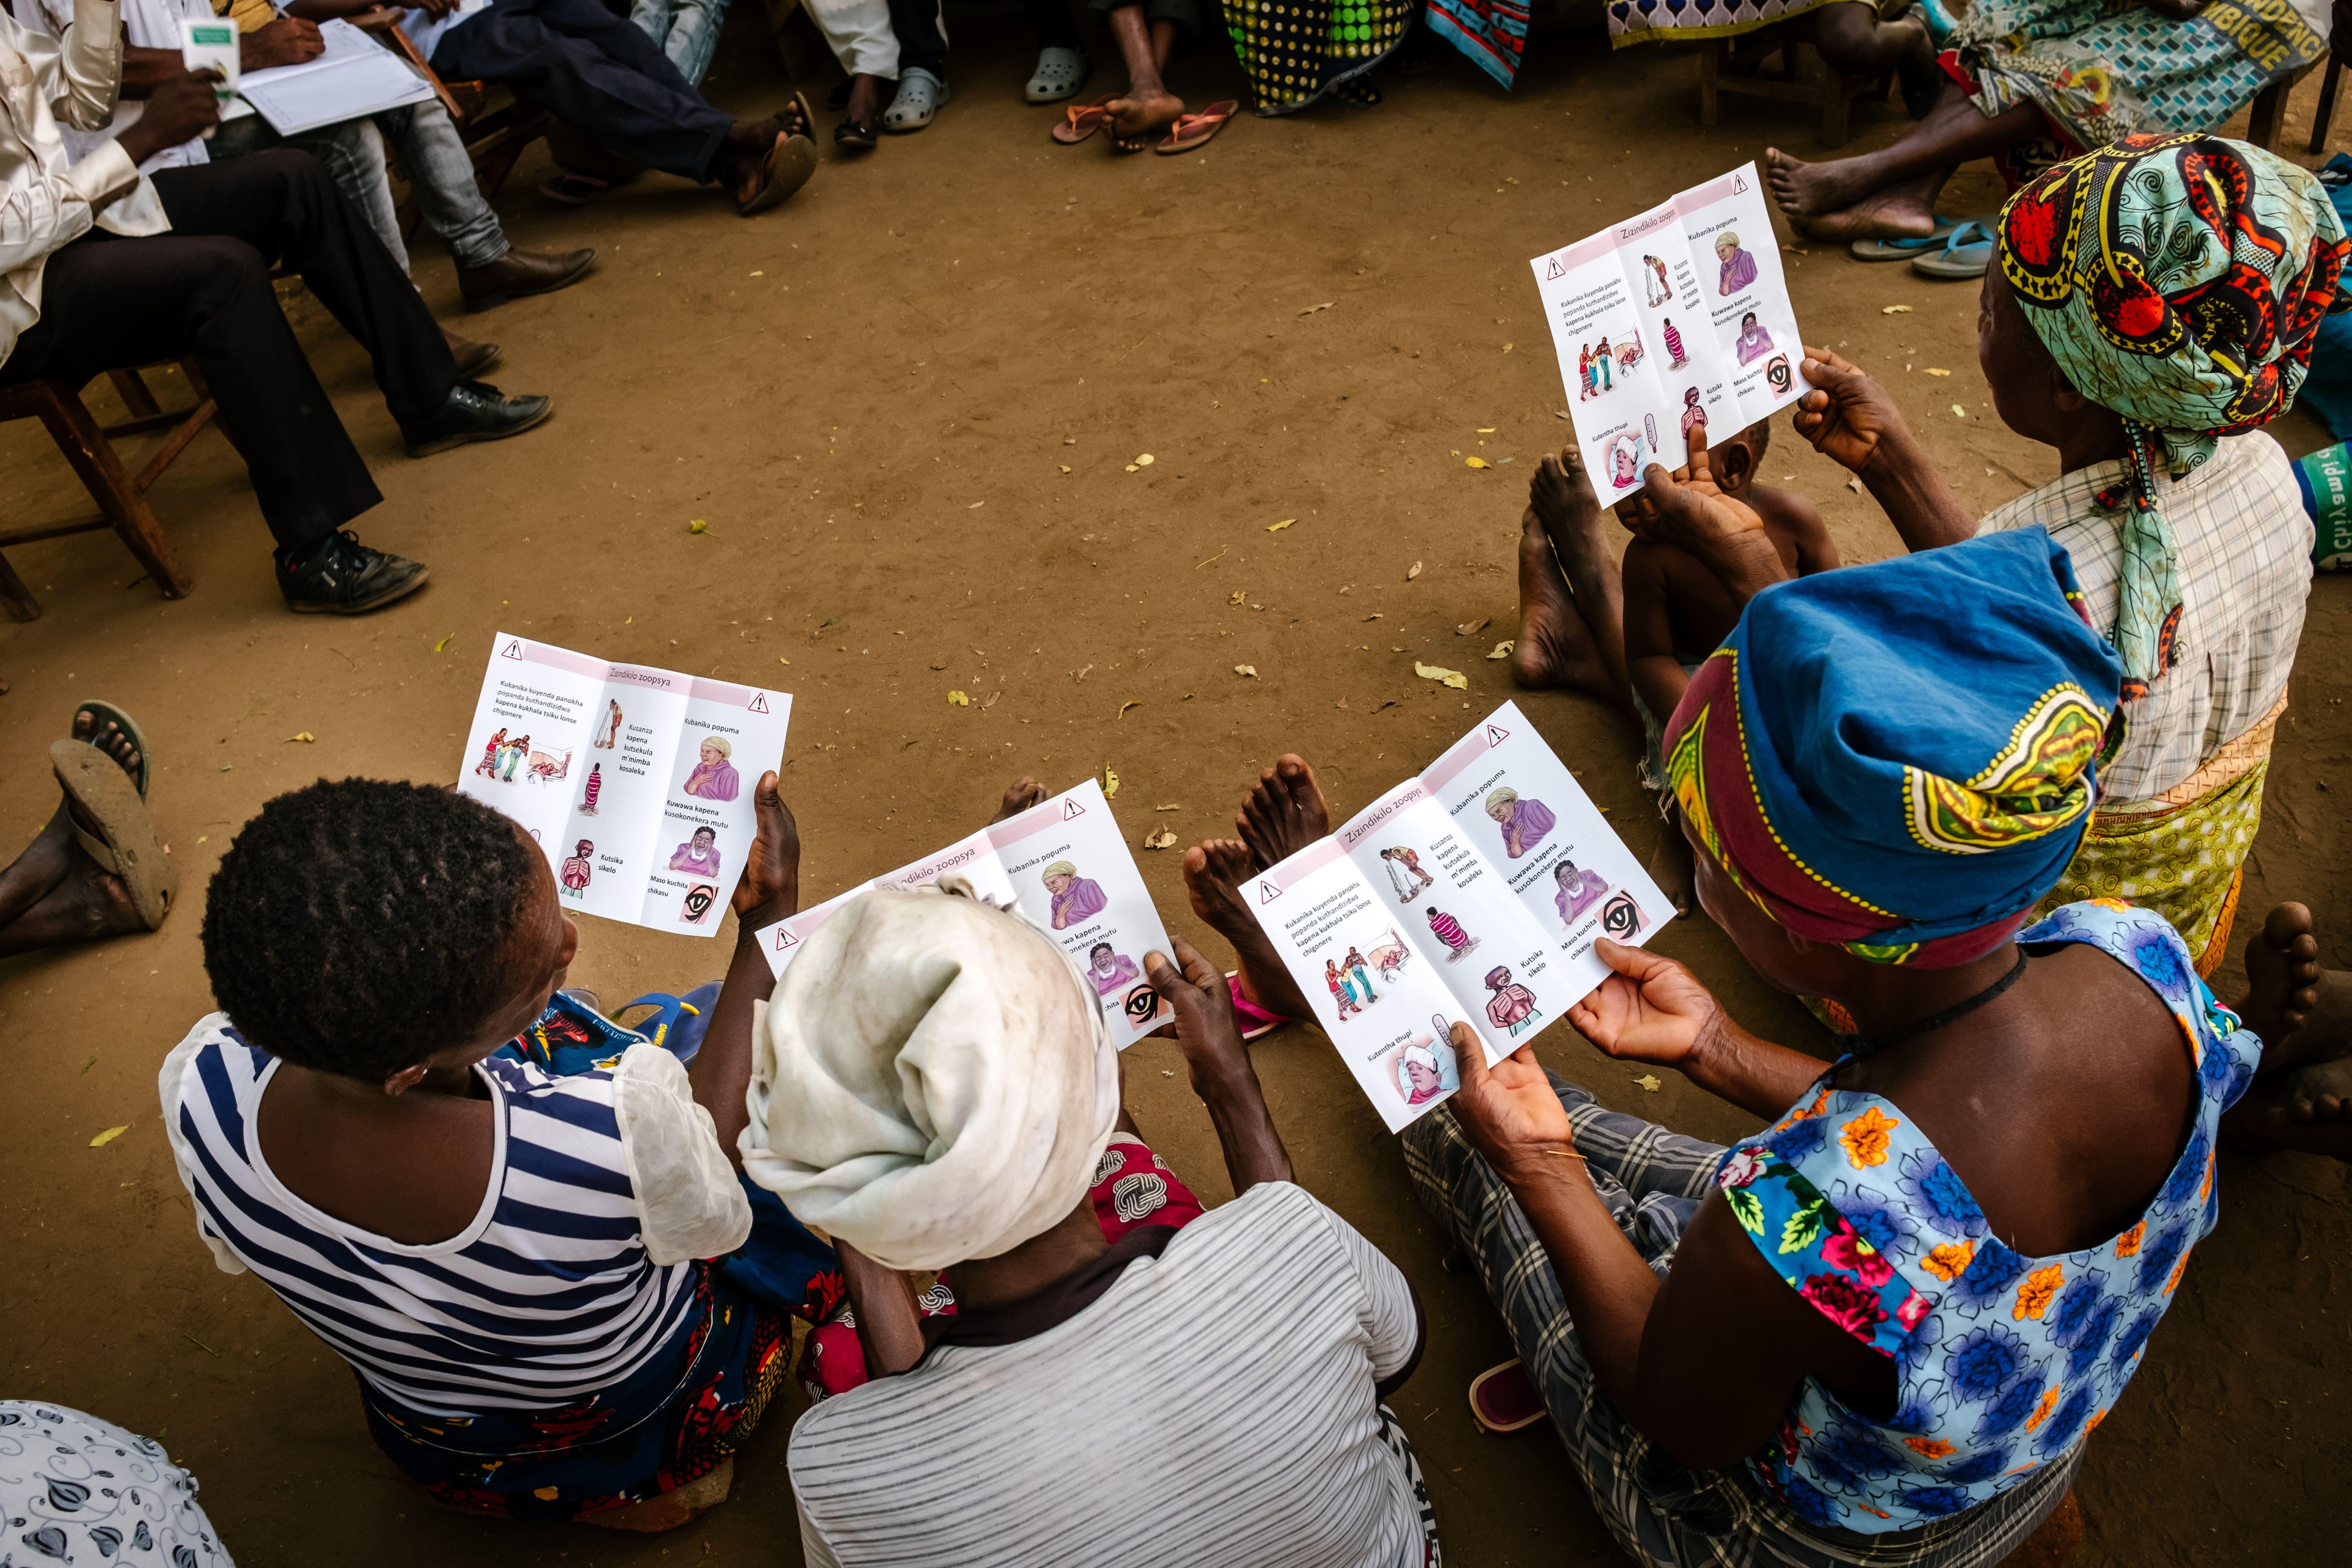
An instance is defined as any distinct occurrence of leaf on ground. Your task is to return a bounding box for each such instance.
[1102,767,1120,797]
[1141,829,1178,850]
[89,1125,129,1147]
[1487,640,1515,660]
[1415,661,1469,690]
[1502,343,1514,354]
[982,691,1001,709]
[1373,699,1399,713]
[1363,613,1383,621]
[1058,465,1072,473]
[1455,617,1490,636]
[1234,664,1258,677]
[1299,301,1334,315]
[820,614,840,628]
[1925,368,1952,377]
[1155,803,1183,811]
[777,656,791,666]
[1117,700,1141,719]
[967,501,985,510]
[1391,645,1406,652]
[1633,1074,1662,1093]
[1465,456,1490,469]
[1229,590,1247,606]
[1196,546,1227,570]
[688,519,708,534]
[286,732,315,743]
[1782,244,1808,255]
[1076,664,1093,682]
[1125,464,1139,472]
[1881,304,1914,315]
[1267,518,1296,532]
[947,690,971,706]
[1408,561,1423,580]
[1555,410,1570,420]
[1336,697,1350,709]
[1134,453,1155,466]
[1951,404,1969,418]
[1475,426,1497,433]
[430,633,454,653]
[1847,475,1865,494]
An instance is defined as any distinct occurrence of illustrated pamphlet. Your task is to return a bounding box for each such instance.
[1529,162,1806,498]
[752,780,1174,1047]
[1246,703,1671,1131]
[456,634,791,936]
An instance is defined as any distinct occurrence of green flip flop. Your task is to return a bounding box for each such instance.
[69,699,151,798]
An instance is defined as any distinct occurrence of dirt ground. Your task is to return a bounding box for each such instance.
[4,10,2348,1564]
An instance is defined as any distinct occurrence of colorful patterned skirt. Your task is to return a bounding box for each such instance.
[1226,0,1419,111]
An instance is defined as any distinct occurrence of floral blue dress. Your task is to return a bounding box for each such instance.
[1714,900,2260,1533]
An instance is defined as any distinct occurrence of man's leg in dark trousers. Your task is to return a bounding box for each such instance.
[1025,0,1080,49]
[432,0,733,181]
[147,151,456,432]
[1,232,377,559]
[891,0,948,78]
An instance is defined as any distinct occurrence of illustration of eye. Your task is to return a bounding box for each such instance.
[1600,892,1642,938]
[1123,985,1161,1024]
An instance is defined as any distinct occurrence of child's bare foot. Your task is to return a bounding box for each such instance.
[1183,838,1312,1022]
[1107,87,1182,151]
[1511,510,1620,704]
[1647,816,1695,920]
[1236,755,1330,871]
[0,842,144,956]
[2241,904,2323,1050]
[993,776,1048,823]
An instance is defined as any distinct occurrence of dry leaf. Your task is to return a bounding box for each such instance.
[1155,803,1183,811]
[1502,343,1514,353]
[947,690,971,706]
[688,519,708,534]
[1951,404,1969,418]
[1372,699,1399,712]
[1124,464,1139,472]
[1555,410,1570,419]
[1196,546,1227,570]
[1407,561,1423,580]
[1299,301,1334,315]
[749,269,764,276]
[431,633,454,653]
[1141,829,1178,850]
[1847,475,1864,494]
[1415,661,1469,690]
[1134,453,1155,466]
[1391,645,1406,652]
[1229,590,1248,606]
[1881,305,1914,315]
[1267,518,1296,532]
[1925,368,1951,377]
[778,656,791,666]
[1465,456,1490,470]
[1058,465,1072,473]
[1102,767,1120,797]
[1335,697,1350,710]
[1063,435,1077,445]
[1076,664,1093,682]
[967,501,985,510]
[1486,640,1515,660]
[1234,664,1258,677]
[1475,426,1497,433]
[89,1125,129,1147]
[982,691,1001,709]
[287,731,315,743]
[1363,613,1383,621]
[1782,243,1809,255]
[1455,617,1491,636]
[1633,1074,1662,1093]
[1117,700,1141,719]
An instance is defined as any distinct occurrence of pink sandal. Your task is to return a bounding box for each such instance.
[1468,1360,1548,1435]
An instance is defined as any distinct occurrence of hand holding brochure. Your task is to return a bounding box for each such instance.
[456,634,791,935]
[1530,162,1806,500]
[1246,703,1670,1131]
[753,780,1175,1047]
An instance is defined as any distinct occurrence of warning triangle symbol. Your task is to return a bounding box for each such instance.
[1546,257,1566,280]
[1733,172,1749,192]
[747,693,770,713]
[1063,799,1085,820]
[501,640,524,659]
[1258,880,1281,904]
[1486,724,1511,746]
[774,928,797,950]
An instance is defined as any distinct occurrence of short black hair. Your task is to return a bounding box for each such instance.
[1090,942,1113,959]
[201,779,543,1079]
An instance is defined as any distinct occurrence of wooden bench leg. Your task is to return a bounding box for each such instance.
[29,385,192,599]
[0,550,38,622]
[1699,36,1724,127]
[1821,52,1852,147]
[2314,58,2343,154]
[2249,77,2288,150]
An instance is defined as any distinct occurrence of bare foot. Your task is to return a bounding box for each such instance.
[1765,146,1891,222]
[0,841,144,956]
[2240,904,2323,1052]
[1106,87,1182,151]
[1236,755,1330,871]
[1647,814,1695,920]
[1183,838,1312,1022]
[2229,1057,2352,1161]
[992,775,1048,824]
[1511,510,1622,704]
[2,710,147,926]
[70,706,144,789]
[1792,187,1942,242]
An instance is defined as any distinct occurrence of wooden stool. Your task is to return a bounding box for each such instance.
[1697,30,1892,149]
[0,363,213,621]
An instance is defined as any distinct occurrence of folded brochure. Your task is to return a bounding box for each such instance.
[456,633,791,935]
[1246,702,1670,1131]
[1530,161,1806,498]
[752,779,1175,1047]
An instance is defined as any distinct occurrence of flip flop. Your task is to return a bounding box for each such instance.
[1052,94,1114,145]
[537,171,617,207]
[1912,218,1998,280]
[742,132,817,216]
[1155,99,1238,155]
[1468,1360,1548,1436]
[50,737,174,929]
[1847,215,1958,261]
[835,117,878,151]
[772,91,815,142]
[70,700,150,799]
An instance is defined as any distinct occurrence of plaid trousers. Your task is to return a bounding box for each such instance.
[1402,1072,2079,1568]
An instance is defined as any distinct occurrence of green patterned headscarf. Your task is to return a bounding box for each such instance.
[1997,134,2350,702]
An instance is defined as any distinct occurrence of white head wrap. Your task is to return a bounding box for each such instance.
[739,881,1119,1271]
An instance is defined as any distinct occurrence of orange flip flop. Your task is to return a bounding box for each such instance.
[1052,94,1115,145]
[1155,99,1238,155]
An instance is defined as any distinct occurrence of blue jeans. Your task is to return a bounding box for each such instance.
[214,101,509,272]
[631,0,731,88]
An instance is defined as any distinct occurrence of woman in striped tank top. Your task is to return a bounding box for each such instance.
[159,775,830,1527]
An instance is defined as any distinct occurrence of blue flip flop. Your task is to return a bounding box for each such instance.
[1911,217,1999,281]
[1848,216,1959,261]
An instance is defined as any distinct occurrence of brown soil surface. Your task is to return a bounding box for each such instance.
[3,15,2345,1566]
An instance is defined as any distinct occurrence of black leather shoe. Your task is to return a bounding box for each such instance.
[401,380,553,458]
[276,530,430,615]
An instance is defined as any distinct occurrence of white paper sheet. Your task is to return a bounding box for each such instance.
[237,19,434,135]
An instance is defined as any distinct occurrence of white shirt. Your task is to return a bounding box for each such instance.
[789,1181,1430,1568]
[1976,430,2312,803]
[12,0,209,171]
[0,0,166,372]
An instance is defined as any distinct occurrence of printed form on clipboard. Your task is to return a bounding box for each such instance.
[1530,162,1807,501]
[1246,702,1673,1131]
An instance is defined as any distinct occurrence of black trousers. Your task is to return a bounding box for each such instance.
[433,0,733,181]
[1026,0,1081,49]
[891,0,949,77]
[1,149,455,557]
